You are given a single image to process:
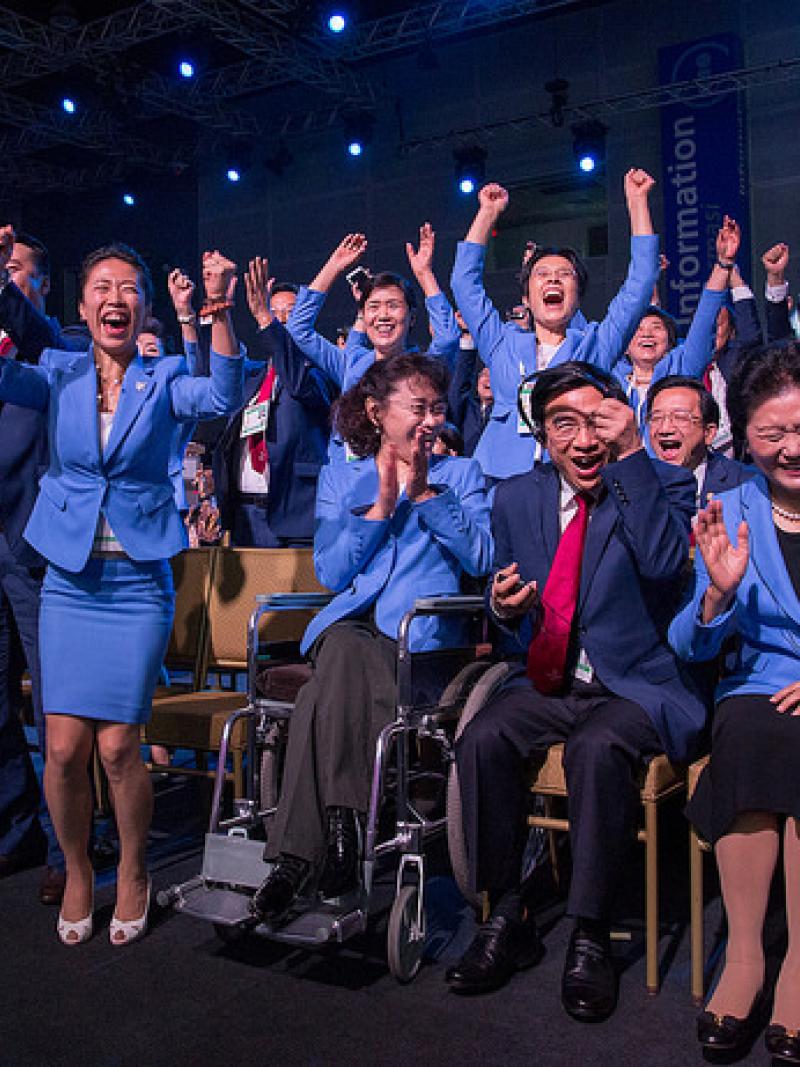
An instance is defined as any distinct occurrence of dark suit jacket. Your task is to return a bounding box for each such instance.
[490,449,707,762]
[700,449,755,509]
[447,344,491,457]
[0,282,88,565]
[211,319,337,541]
[714,295,762,383]
[765,296,793,345]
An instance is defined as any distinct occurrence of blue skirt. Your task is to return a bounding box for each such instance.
[40,557,175,724]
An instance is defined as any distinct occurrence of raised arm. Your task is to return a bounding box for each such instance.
[762,243,793,344]
[450,184,511,368]
[168,267,199,352]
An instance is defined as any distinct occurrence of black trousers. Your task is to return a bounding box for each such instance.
[266,618,397,870]
[455,671,662,921]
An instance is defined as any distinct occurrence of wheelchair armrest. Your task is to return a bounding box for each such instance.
[255,592,334,610]
[409,595,485,616]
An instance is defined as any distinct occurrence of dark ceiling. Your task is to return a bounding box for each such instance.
[0,0,602,200]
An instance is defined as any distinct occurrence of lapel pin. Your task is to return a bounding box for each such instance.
[135,380,147,392]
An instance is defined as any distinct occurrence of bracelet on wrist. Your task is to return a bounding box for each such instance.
[716,259,735,271]
[198,299,234,324]
[177,313,197,325]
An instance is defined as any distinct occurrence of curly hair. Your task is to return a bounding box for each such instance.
[333,353,450,458]
[727,340,800,442]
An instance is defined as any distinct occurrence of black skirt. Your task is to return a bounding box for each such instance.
[686,693,800,844]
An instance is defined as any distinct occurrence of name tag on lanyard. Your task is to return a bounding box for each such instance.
[240,400,270,437]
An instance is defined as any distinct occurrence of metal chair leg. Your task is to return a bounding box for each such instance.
[644,799,659,996]
[690,828,705,1006]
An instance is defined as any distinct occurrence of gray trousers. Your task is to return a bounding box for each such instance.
[266,618,397,870]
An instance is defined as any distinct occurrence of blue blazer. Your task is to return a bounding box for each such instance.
[490,450,707,762]
[450,236,659,480]
[208,319,336,541]
[669,475,800,701]
[302,454,493,655]
[700,449,754,509]
[0,346,244,572]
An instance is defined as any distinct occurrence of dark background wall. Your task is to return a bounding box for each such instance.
[18,0,800,351]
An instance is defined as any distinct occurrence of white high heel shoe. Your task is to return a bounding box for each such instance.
[109,877,151,947]
[57,887,94,946]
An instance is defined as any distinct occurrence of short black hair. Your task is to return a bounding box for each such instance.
[357,271,417,311]
[140,315,164,337]
[435,423,465,456]
[636,305,678,350]
[519,246,589,301]
[645,375,719,426]
[727,340,800,442]
[13,232,50,278]
[519,361,628,443]
[271,283,298,297]
[79,242,153,305]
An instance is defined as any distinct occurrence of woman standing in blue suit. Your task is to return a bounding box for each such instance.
[250,354,492,920]
[0,243,244,947]
[450,170,659,482]
[669,341,800,1060]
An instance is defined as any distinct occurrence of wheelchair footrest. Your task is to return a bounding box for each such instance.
[258,899,368,946]
[174,883,254,926]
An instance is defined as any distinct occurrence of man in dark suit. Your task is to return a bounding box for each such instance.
[645,375,753,509]
[210,260,337,547]
[447,315,493,458]
[447,363,707,1022]
[0,227,77,903]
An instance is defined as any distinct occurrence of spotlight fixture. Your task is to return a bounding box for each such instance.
[544,78,569,128]
[61,97,76,114]
[226,167,241,183]
[343,112,374,159]
[453,145,487,196]
[572,119,607,174]
[122,193,135,206]
[327,12,347,33]
[179,60,195,79]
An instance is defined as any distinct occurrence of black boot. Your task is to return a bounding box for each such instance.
[250,854,310,921]
[319,807,359,898]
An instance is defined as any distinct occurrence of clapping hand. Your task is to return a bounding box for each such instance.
[771,680,800,715]
[491,563,539,619]
[406,222,435,280]
[370,442,400,520]
[695,499,749,620]
[329,233,368,275]
[592,397,642,460]
[244,256,274,330]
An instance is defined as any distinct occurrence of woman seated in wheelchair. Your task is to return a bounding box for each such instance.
[251,353,492,920]
[670,341,800,1060]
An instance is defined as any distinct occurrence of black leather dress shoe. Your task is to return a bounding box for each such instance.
[446,914,544,994]
[696,988,769,1053]
[39,866,67,906]
[765,1023,800,1063]
[250,855,310,921]
[319,807,359,898]
[561,926,617,1022]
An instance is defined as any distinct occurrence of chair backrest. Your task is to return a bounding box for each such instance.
[166,547,216,688]
[205,547,325,672]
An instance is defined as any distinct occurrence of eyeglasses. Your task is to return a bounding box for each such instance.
[751,424,800,444]
[530,267,577,281]
[545,413,598,441]
[399,402,448,419]
[646,410,703,428]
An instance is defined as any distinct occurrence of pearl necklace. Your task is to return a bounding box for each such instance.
[771,501,800,522]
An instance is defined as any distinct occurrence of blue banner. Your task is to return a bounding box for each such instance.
[658,34,750,327]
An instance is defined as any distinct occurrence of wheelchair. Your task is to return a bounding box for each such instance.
[159,591,494,982]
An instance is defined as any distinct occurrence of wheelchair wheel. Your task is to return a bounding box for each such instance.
[387,884,424,983]
[213,921,248,945]
[446,661,517,907]
[437,658,495,710]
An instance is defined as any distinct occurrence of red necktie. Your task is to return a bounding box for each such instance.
[0,336,16,357]
[702,362,714,392]
[526,493,590,694]
[246,364,276,474]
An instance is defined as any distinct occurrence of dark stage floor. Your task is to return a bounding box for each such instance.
[3,773,780,1067]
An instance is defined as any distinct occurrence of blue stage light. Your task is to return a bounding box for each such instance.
[459,177,476,195]
[579,154,596,173]
[62,97,76,114]
[454,145,487,197]
[328,13,346,33]
[179,60,195,79]
[123,193,135,206]
[347,140,363,157]
[226,168,241,182]
[572,120,607,176]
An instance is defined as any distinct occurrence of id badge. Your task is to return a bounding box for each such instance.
[518,380,534,436]
[574,648,594,684]
[240,400,270,438]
